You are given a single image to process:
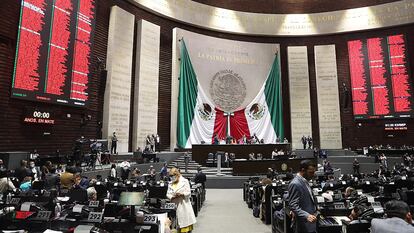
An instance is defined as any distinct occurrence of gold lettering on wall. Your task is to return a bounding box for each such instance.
[134,0,414,36]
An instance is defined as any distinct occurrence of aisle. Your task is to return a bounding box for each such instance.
[192,189,272,233]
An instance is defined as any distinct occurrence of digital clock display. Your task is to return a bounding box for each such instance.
[23,107,55,125]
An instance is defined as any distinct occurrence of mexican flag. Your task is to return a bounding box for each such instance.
[177,40,284,148]
[244,55,284,143]
[177,40,217,148]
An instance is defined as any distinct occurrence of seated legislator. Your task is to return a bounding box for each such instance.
[371,200,414,233]
[0,169,15,193]
[272,149,278,159]
[288,160,317,233]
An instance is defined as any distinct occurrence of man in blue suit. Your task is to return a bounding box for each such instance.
[288,160,318,233]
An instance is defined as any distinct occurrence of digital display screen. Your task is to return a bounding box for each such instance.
[12,0,96,107]
[348,34,414,119]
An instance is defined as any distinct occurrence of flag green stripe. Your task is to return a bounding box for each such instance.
[264,54,284,139]
[177,40,198,148]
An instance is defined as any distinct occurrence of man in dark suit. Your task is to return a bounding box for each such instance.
[194,167,207,189]
[288,160,317,233]
[301,135,307,149]
[371,200,414,233]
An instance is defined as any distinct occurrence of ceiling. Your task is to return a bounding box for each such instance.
[193,0,400,14]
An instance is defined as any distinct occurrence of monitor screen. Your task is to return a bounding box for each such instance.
[348,34,414,119]
[11,0,97,107]
[118,192,145,206]
[148,185,168,199]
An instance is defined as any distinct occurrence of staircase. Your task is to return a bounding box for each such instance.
[168,154,233,178]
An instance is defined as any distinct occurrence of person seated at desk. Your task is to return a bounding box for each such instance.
[131,168,143,182]
[148,165,156,175]
[87,186,97,202]
[266,167,277,180]
[285,168,294,180]
[251,133,259,144]
[248,152,256,160]
[239,135,247,144]
[319,150,328,159]
[344,187,357,198]
[219,138,226,145]
[371,200,414,233]
[323,160,333,175]
[15,160,30,184]
[44,166,59,190]
[20,176,32,192]
[348,196,375,221]
[272,149,278,159]
[29,160,41,181]
[120,160,131,180]
[74,173,89,189]
[160,163,168,179]
[0,168,15,193]
[60,168,74,189]
[374,165,387,178]
[213,134,219,145]
[256,153,263,160]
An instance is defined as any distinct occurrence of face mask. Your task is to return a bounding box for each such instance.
[171,176,177,182]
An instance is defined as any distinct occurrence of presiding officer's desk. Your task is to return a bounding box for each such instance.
[232,157,315,176]
[191,143,291,165]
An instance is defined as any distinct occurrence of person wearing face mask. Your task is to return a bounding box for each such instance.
[371,200,414,233]
[166,168,196,233]
[29,160,41,181]
[288,160,318,233]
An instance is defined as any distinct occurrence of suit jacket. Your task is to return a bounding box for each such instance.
[371,217,414,233]
[288,175,317,233]
[194,172,206,188]
[45,173,59,189]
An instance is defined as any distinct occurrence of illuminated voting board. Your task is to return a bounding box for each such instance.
[12,0,96,107]
[348,34,414,119]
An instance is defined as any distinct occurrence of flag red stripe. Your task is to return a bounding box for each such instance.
[230,109,251,141]
[212,108,226,143]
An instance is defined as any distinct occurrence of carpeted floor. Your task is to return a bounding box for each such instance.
[192,189,272,233]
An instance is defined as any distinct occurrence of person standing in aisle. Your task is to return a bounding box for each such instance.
[111,132,118,155]
[167,168,196,233]
[288,160,318,233]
